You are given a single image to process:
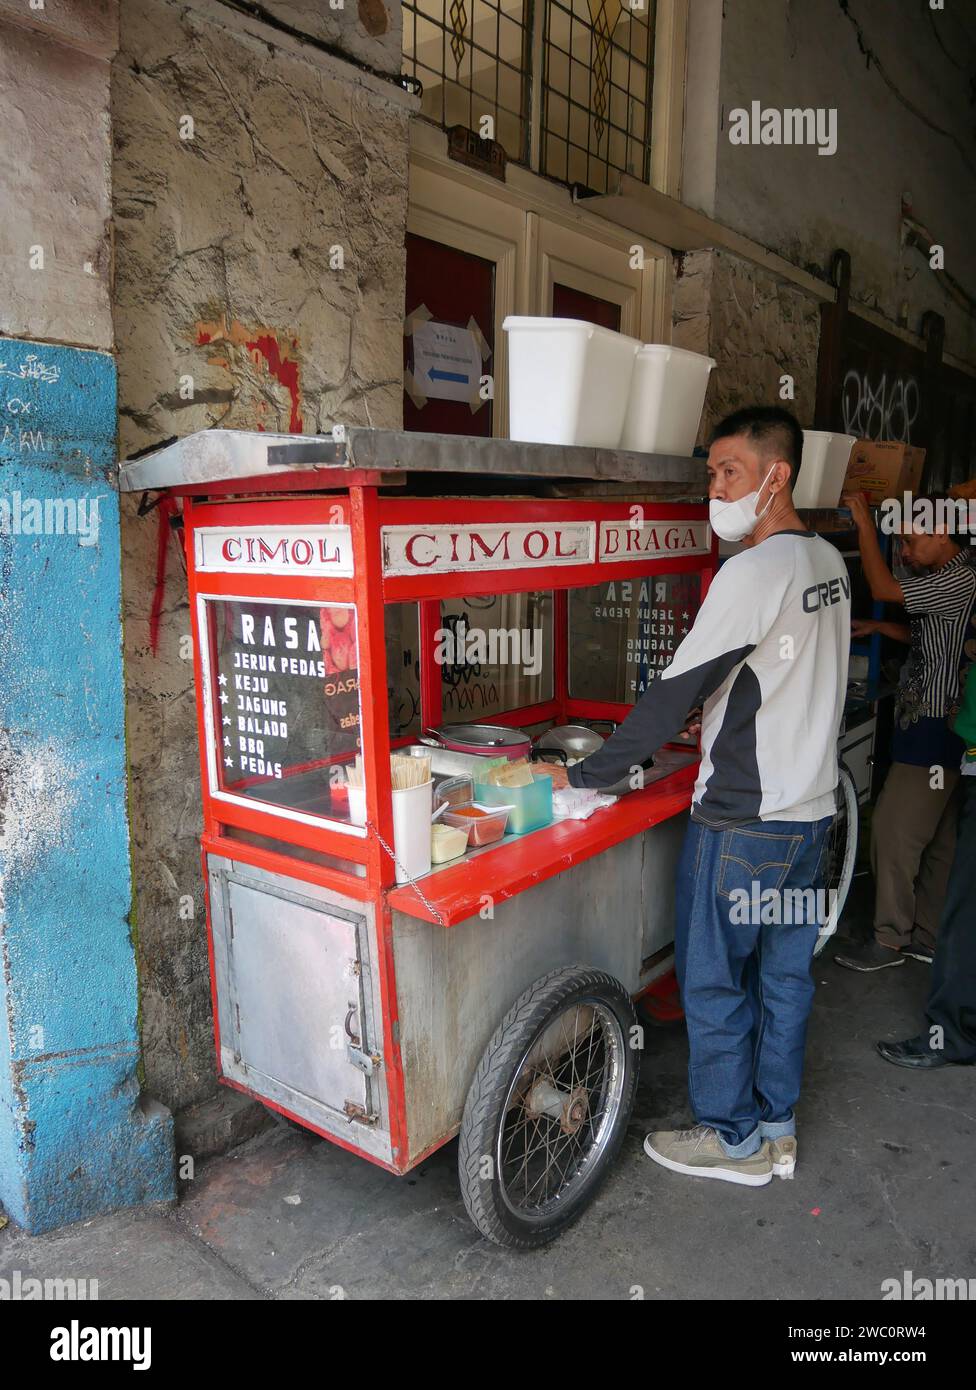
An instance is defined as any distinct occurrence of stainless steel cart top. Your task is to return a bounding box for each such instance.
[118,428,707,494]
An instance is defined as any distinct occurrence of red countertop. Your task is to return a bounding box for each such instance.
[386,758,698,926]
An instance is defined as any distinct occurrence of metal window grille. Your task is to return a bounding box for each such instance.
[401,0,533,162]
[541,0,655,192]
[401,0,656,189]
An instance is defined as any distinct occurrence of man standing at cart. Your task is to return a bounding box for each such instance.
[563,406,850,1186]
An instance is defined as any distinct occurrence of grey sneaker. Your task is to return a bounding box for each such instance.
[643,1125,773,1186]
[833,940,905,972]
[768,1135,797,1179]
[902,940,935,964]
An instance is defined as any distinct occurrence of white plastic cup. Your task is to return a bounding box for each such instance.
[391,780,433,883]
[348,785,366,827]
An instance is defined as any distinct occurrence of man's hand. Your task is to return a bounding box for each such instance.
[841,492,873,532]
[851,618,878,638]
[539,761,571,788]
[677,706,702,742]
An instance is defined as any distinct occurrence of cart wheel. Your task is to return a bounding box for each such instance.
[458,965,639,1249]
[814,764,859,957]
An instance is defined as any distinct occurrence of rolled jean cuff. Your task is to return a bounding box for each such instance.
[758,1116,796,1140]
[717,1127,763,1159]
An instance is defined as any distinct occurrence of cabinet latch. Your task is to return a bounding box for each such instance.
[346,1044,382,1076]
[343,1100,379,1125]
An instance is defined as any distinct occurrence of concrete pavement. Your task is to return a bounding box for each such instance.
[2,924,972,1300]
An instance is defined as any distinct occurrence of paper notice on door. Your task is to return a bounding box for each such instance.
[412,320,484,403]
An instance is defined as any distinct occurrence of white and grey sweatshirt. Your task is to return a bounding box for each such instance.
[568,531,851,825]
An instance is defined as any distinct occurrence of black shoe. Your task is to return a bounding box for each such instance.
[902,942,935,964]
[833,940,906,972]
[877,1035,976,1069]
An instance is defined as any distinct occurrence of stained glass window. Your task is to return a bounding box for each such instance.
[401,0,657,190]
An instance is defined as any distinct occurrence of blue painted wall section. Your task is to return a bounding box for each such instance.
[0,339,174,1232]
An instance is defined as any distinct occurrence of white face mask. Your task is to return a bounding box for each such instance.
[709,463,778,542]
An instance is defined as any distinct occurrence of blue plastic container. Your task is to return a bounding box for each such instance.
[473,772,553,835]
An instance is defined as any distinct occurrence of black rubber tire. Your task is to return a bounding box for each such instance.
[458,964,639,1249]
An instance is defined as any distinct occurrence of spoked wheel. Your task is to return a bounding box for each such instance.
[815,764,859,956]
[458,965,639,1248]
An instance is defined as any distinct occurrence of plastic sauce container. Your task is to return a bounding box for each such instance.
[442,804,512,846]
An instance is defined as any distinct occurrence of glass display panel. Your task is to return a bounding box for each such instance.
[386,602,422,739]
[568,573,701,701]
[439,591,554,720]
[206,598,361,824]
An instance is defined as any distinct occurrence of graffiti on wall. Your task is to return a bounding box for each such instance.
[841,368,921,444]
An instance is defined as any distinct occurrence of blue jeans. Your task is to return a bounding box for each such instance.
[674,815,833,1157]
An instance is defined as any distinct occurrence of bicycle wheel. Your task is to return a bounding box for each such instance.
[815,764,859,956]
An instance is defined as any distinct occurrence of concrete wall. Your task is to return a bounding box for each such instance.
[0,0,117,348]
[0,1,174,1232]
[113,0,412,1114]
[684,0,976,370]
[246,0,402,73]
[672,247,821,440]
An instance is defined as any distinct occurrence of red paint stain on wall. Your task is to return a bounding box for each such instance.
[194,317,303,433]
[246,334,303,433]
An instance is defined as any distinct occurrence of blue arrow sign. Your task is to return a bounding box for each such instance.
[428,367,469,383]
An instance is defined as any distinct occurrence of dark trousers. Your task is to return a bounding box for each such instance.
[926,775,976,1062]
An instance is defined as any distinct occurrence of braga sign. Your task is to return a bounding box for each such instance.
[382,522,595,576]
[598,519,710,562]
[195,525,354,577]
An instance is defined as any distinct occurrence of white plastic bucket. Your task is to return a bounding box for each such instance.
[502,316,641,448]
[619,344,716,456]
[794,430,857,509]
[391,780,433,883]
[348,785,366,827]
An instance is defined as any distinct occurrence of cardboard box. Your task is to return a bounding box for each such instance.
[842,440,926,505]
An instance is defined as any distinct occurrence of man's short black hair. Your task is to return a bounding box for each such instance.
[711,406,804,484]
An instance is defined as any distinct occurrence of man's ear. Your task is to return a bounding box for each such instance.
[771,459,792,493]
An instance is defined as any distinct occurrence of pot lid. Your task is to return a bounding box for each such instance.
[431,723,529,746]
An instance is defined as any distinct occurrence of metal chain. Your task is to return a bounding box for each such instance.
[367,818,448,928]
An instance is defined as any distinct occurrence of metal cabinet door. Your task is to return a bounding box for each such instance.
[224,876,373,1121]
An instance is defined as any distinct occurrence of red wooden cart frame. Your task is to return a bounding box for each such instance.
[181,484,715,1170]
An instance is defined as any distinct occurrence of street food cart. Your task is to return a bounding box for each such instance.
[121,428,716,1247]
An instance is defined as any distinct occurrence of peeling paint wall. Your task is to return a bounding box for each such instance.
[0,0,174,1235]
[0,340,174,1233]
[112,0,411,1113]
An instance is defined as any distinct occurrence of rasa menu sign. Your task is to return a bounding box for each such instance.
[210,600,360,794]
